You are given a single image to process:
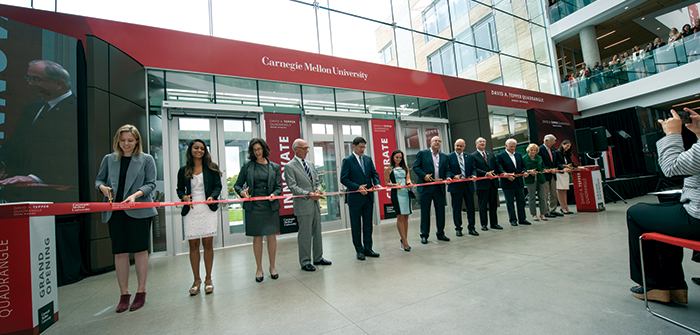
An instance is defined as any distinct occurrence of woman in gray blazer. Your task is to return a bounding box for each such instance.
[95,124,156,313]
[234,138,282,282]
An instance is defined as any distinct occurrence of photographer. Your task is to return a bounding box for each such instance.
[626,107,700,303]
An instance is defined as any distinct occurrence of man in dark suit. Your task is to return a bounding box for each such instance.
[497,139,532,226]
[0,60,77,201]
[472,137,503,231]
[340,137,383,260]
[539,134,563,218]
[413,136,452,244]
[447,139,478,236]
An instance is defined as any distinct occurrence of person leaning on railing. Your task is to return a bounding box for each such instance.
[626,107,700,304]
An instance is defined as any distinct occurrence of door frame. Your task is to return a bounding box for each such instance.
[161,101,264,256]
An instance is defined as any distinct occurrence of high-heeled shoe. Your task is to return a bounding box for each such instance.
[270,268,279,280]
[189,281,201,296]
[204,280,214,294]
[400,239,411,252]
[255,273,264,282]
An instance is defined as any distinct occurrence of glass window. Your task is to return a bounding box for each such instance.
[326,0,393,24]
[212,0,318,53]
[258,81,302,114]
[474,16,499,62]
[395,95,419,117]
[418,98,446,118]
[395,27,417,69]
[394,0,413,29]
[500,54,524,89]
[428,43,455,76]
[531,24,550,65]
[450,0,470,21]
[365,92,395,117]
[215,76,258,106]
[148,70,165,107]
[326,9,391,64]
[436,0,450,33]
[334,89,365,113]
[537,64,556,94]
[302,86,335,111]
[342,124,363,136]
[312,123,334,135]
[422,4,438,36]
[380,43,394,64]
[165,72,214,103]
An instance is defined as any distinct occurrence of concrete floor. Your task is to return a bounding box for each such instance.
[47,195,699,334]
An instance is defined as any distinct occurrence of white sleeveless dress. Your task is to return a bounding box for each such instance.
[183,173,218,240]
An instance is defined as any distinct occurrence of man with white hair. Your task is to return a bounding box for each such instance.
[496,139,531,226]
[472,137,503,230]
[539,134,563,218]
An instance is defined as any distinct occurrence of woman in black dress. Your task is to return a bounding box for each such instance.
[95,124,156,313]
[234,138,282,282]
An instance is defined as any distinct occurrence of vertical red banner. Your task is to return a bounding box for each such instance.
[371,119,397,220]
[264,113,301,216]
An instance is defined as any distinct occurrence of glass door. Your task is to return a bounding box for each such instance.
[400,123,447,212]
[168,115,257,254]
[307,119,368,231]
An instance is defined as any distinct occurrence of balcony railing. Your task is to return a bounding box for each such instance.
[548,0,597,24]
[561,34,700,98]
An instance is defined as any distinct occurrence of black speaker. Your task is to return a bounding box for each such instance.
[641,132,661,154]
[591,126,608,151]
[575,127,594,153]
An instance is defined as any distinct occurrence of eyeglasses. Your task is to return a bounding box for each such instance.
[24,76,44,83]
[253,147,264,152]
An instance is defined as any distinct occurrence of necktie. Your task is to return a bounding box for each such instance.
[33,101,51,125]
[359,156,366,175]
[459,154,466,176]
[482,151,488,163]
[548,147,553,163]
[302,159,312,181]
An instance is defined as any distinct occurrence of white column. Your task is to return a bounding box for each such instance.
[579,26,600,67]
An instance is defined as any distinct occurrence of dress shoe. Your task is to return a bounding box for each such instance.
[468,229,479,236]
[129,292,146,311]
[313,258,332,266]
[255,275,264,282]
[364,250,380,257]
[519,220,532,225]
[552,211,564,217]
[116,294,131,313]
[455,230,463,237]
[510,221,518,226]
[356,252,366,260]
[561,210,574,215]
[421,237,428,244]
[301,264,316,271]
[270,268,279,280]
[437,234,450,241]
[490,224,503,230]
[630,285,670,303]
[544,213,556,218]
[481,225,489,231]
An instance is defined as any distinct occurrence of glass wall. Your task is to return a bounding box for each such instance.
[14,0,556,93]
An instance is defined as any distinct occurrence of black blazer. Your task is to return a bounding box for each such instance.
[538,145,562,181]
[413,149,451,196]
[472,150,501,191]
[556,150,577,167]
[233,159,282,211]
[177,166,223,216]
[446,151,474,194]
[340,154,381,206]
[496,151,525,189]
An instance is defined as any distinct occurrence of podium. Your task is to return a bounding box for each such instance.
[0,203,58,334]
[571,166,605,212]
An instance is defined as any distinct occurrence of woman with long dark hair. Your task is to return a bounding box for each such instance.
[384,149,413,251]
[95,124,156,313]
[234,138,282,282]
[556,140,575,214]
[177,139,222,295]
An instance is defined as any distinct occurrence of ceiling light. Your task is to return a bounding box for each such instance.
[625,6,628,9]
[604,37,631,49]
[641,17,645,20]
[673,99,700,107]
[597,30,617,40]
[657,27,661,30]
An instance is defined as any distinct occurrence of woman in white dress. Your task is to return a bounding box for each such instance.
[177,140,222,296]
[555,140,575,214]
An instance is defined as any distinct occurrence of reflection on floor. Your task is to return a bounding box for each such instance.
[49,195,698,334]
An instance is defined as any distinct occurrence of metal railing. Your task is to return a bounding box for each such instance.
[548,0,597,24]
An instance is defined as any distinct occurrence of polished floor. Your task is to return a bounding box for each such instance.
[48,195,699,335]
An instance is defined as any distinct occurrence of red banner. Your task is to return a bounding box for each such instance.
[265,113,301,216]
[371,119,397,220]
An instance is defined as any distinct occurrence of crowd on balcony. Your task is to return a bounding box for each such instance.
[561,18,700,98]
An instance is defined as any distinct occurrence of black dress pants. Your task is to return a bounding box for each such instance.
[349,196,374,253]
[476,186,498,227]
[419,190,446,238]
[451,188,475,231]
[503,187,526,224]
[627,201,700,289]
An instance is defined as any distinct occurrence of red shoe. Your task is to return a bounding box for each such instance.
[129,292,146,311]
[116,294,131,313]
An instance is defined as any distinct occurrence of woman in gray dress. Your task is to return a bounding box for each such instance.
[384,150,412,252]
[234,138,282,282]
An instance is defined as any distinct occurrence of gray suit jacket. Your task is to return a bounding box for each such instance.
[284,157,322,216]
[95,152,157,222]
[233,159,282,211]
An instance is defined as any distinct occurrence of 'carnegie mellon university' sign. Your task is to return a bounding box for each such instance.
[262,56,369,81]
